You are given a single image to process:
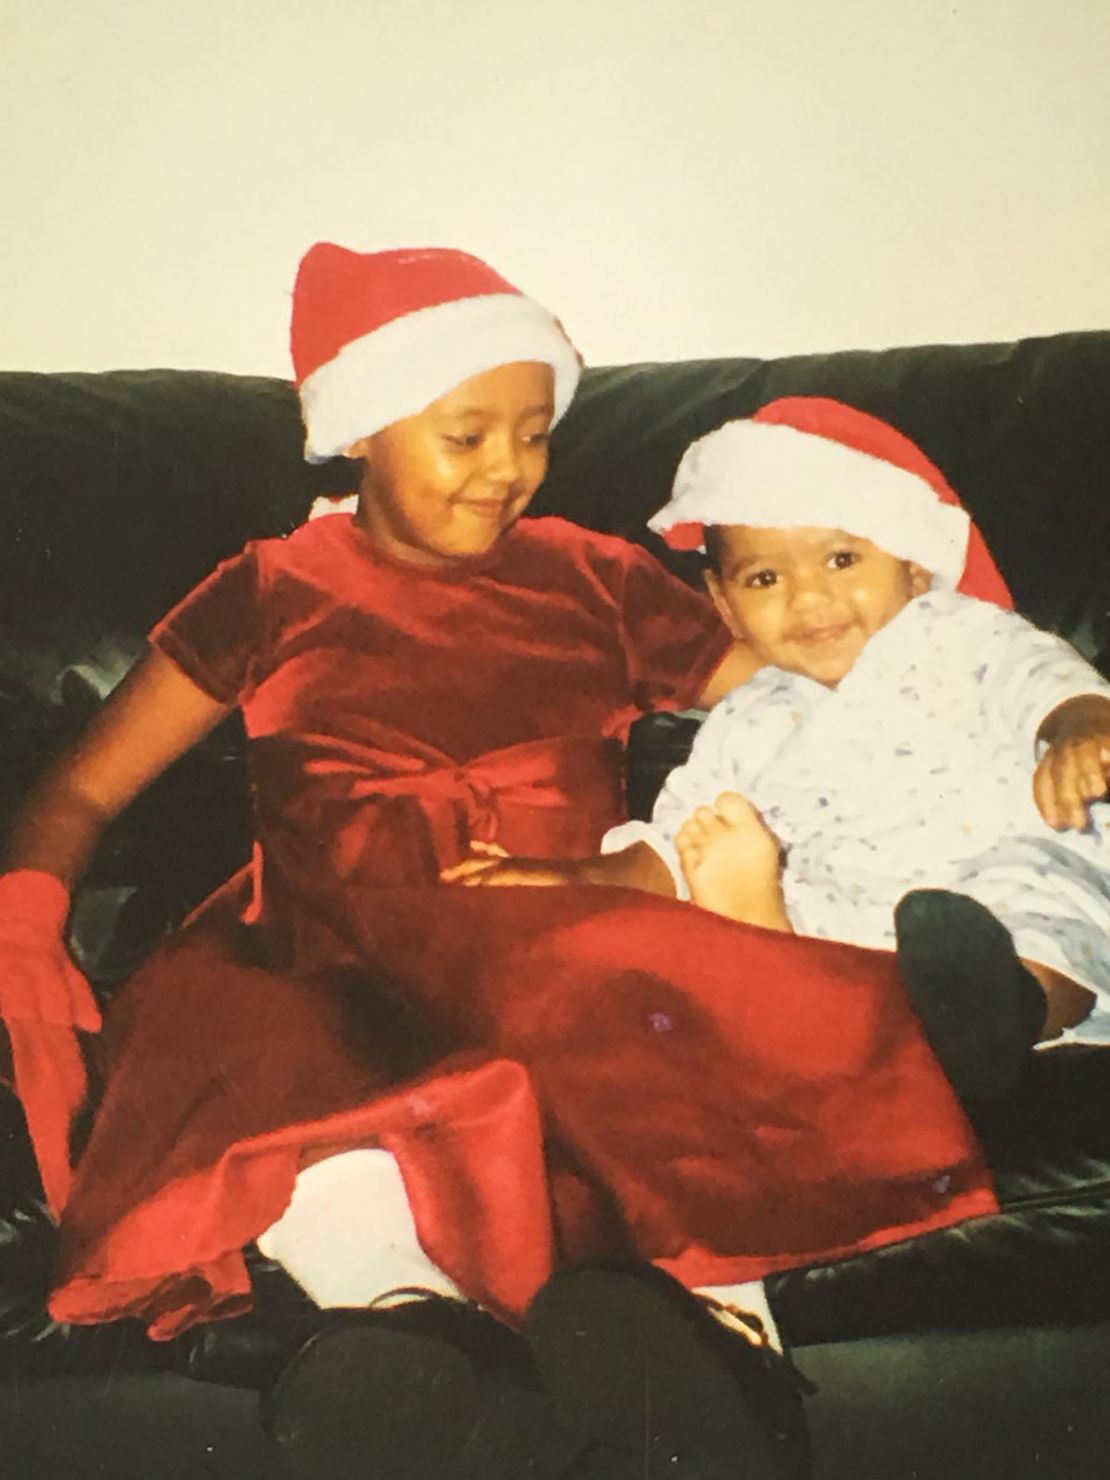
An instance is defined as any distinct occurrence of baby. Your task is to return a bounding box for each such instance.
[605,398,1110,1111]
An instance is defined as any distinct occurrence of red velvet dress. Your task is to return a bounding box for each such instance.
[48,515,996,1339]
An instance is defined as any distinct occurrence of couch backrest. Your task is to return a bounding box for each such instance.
[3,331,1108,693]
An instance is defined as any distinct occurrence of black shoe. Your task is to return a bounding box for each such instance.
[266,1293,585,1480]
[894,889,1047,1117]
[526,1265,813,1480]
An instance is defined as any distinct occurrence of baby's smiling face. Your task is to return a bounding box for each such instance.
[706,524,931,687]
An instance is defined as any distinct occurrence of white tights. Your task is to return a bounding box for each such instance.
[256,1148,465,1308]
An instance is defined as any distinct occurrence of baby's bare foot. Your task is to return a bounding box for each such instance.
[676,792,790,930]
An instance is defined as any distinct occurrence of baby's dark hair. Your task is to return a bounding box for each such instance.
[701,525,726,576]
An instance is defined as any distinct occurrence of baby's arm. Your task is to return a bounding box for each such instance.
[1034,694,1110,829]
[967,602,1110,831]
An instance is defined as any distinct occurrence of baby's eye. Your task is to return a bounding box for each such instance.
[443,432,482,449]
[828,549,860,570]
[522,430,551,447]
[745,569,778,589]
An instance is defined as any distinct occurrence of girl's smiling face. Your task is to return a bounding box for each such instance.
[347,361,555,567]
[706,524,931,686]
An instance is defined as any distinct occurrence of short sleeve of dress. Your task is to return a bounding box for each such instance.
[617,544,731,712]
[148,546,264,704]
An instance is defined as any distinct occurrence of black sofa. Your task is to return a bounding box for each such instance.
[2,332,1110,1479]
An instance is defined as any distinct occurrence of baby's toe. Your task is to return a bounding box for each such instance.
[714,792,758,828]
[676,818,705,854]
[691,805,727,838]
[675,829,704,879]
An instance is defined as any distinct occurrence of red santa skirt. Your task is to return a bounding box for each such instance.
[49,881,996,1339]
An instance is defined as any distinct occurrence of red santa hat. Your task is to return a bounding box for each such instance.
[651,396,1012,605]
[290,244,582,463]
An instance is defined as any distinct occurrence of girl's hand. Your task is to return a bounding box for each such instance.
[440,841,582,888]
[1034,697,1110,830]
[0,869,102,1216]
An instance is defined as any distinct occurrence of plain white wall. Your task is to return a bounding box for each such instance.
[3,0,1108,374]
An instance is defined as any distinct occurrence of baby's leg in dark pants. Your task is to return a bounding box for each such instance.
[893,890,1049,1117]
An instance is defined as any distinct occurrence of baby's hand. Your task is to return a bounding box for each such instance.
[1033,699,1110,830]
[440,841,582,888]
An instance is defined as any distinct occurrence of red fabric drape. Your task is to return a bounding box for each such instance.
[50,880,994,1339]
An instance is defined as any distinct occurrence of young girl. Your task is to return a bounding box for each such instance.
[0,252,1003,1480]
[604,397,1110,1118]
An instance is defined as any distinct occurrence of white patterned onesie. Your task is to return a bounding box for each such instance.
[605,590,1110,1043]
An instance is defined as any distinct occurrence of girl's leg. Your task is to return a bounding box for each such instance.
[527,1264,812,1480]
[257,1147,465,1306]
[698,1278,783,1353]
[260,1156,804,1478]
[260,1148,583,1480]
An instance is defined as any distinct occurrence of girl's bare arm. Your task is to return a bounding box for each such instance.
[695,642,762,710]
[3,648,234,886]
[441,839,677,895]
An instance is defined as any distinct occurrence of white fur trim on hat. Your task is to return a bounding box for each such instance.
[651,421,970,587]
[299,293,581,462]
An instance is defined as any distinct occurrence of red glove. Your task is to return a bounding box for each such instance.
[0,870,102,1216]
